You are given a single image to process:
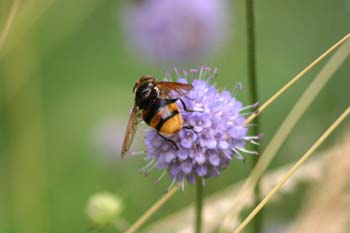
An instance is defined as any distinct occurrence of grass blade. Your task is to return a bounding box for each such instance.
[0,0,20,50]
[244,33,350,125]
[125,186,178,233]
[220,36,350,232]
[234,107,350,233]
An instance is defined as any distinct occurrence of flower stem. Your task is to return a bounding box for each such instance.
[195,178,203,233]
[245,0,263,232]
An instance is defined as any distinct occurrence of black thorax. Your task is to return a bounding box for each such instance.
[135,83,159,109]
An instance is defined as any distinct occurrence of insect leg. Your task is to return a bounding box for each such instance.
[182,124,201,136]
[157,132,179,150]
[177,98,200,112]
[182,125,194,130]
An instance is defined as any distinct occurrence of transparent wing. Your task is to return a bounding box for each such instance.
[121,105,139,158]
[157,82,192,98]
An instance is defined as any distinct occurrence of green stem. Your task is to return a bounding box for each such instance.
[245,0,263,232]
[195,178,203,233]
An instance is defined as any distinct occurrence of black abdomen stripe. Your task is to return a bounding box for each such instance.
[156,110,179,131]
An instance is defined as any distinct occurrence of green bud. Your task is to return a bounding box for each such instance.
[86,192,123,227]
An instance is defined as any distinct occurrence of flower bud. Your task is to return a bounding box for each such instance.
[86,192,123,226]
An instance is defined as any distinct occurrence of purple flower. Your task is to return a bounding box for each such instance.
[142,66,261,188]
[122,0,231,65]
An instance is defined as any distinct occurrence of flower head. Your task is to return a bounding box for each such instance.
[122,0,230,65]
[142,66,261,188]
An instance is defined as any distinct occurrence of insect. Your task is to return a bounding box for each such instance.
[121,75,193,158]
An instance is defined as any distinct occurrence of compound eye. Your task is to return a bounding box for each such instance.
[141,88,151,98]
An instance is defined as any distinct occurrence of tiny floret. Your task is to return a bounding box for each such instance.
[142,66,260,188]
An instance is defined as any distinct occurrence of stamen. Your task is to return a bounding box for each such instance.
[143,156,153,161]
[154,171,166,184]
[166,178,177,192]
[139,159,158,176]
[244,135,261,140]
[207,70,218,82]
[165,69,170,78]
[236,147,258,155]
[198,65,204,80]
[232,147,246,161]
[247,139,260,145]
[210,73,218,81]
[213,167,221,176]
[239,102,259,112]
[138,160,155,173]
[213,67,218,76]
[204,66,211,71]
[241,111,254,116]
[222,151,233,160]
[173,65,180,76]
[143,162,158,176]
[232,82,243,96]
[183,69,188,76]
[245,123,257,128]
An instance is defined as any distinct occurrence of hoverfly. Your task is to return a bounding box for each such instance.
[121,75,193,158]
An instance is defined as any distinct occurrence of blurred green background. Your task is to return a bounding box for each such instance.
[0,0,349,232]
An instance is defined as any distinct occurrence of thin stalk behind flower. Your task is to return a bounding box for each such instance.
[244,0,262,232]
[220,37,350,232]
[234,107,350,233]
[195,177,203,233]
